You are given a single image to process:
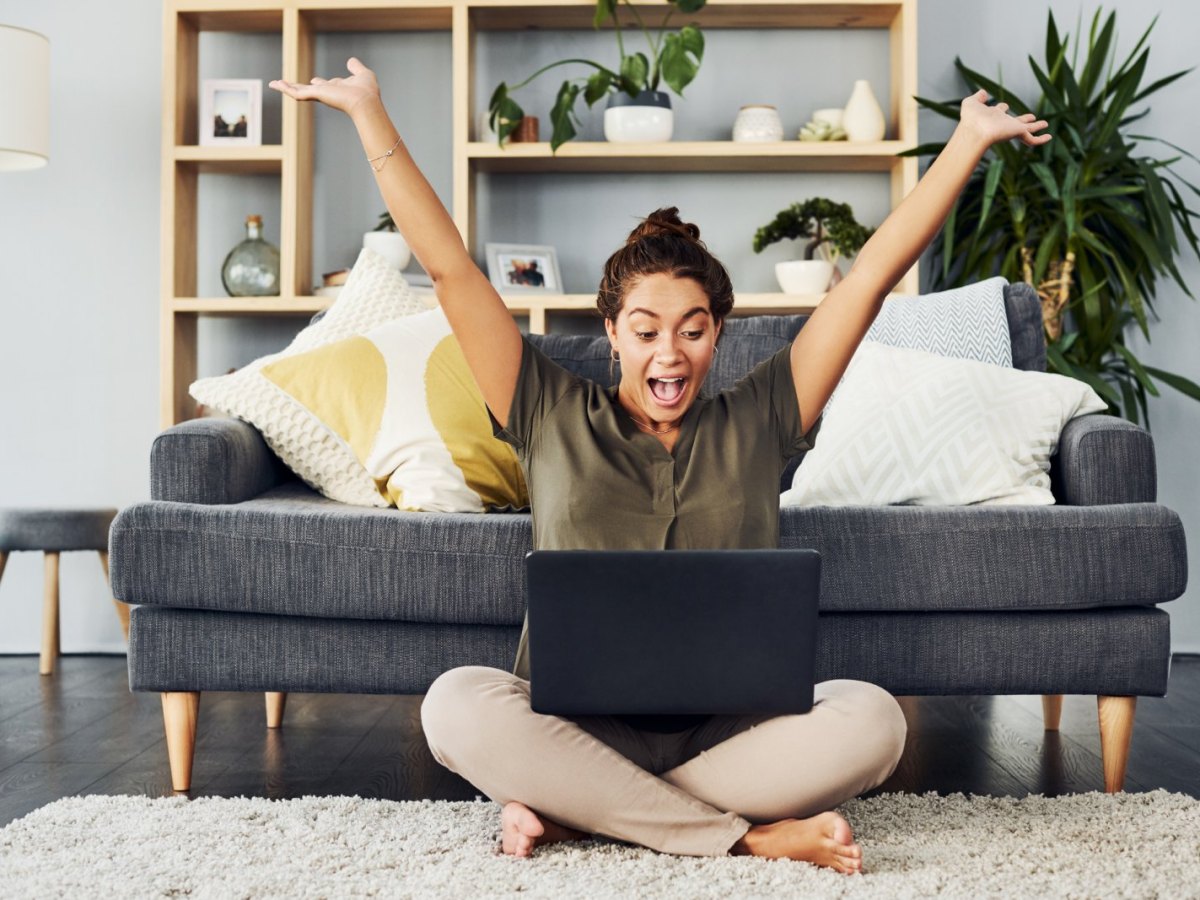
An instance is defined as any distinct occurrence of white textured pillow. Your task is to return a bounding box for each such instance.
[780,341,1108,507]
[189,248,428,507]
[865,276,1013,367]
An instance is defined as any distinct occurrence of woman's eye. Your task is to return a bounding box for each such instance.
[636,332,656,341]
[682,331,704,339]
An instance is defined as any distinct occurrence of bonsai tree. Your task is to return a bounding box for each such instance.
[488,0,706,152]
[905,7,1200,425]
[753,198,874,265]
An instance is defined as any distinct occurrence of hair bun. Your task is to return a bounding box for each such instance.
[625,206,703,246]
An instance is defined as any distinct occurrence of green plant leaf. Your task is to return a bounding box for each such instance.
[976,157,1004,235]
[1144,365,1200,402]
[670,0,707,13]
[660,28,703,94]
[1131,68,1193,105]
[620,51,650,94]
[548,81,581,153]
[584,69,614,106]
[1113,343,1161,396]
[593,0,617,28]
[1078,9,1115,99]
[487,82,524,145]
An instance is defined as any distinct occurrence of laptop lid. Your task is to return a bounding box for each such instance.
[527,549,820,717]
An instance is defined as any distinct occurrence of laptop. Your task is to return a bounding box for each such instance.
[526,549,820,717]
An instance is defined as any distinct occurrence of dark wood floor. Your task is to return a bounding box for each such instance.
[2,655,1199,828]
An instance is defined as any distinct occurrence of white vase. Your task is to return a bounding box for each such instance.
[363,230,411,271]
[775,260,835,294]
[842,79,886,142]
[604,90,674,143]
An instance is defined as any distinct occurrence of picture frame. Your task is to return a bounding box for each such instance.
[200,79,263,147]
[485,243,563,294]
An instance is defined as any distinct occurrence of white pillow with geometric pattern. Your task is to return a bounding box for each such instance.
[780,340,1108,507]
[189,248,428,507]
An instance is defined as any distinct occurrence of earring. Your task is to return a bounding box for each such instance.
[713,346,718,355]
[611,349,620,363]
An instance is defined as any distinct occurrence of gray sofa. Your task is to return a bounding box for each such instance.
[110,283,1188,794]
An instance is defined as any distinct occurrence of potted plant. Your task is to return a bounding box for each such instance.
[905,7,1200,425]
[487,0,706,152]
[753,198,874,294]
[363,211,411,271]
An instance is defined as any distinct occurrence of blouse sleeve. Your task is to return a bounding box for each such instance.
[489,335,580,456]
[726,343,822,459]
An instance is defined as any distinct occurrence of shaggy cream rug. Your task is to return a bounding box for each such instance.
[2,791,1198,898]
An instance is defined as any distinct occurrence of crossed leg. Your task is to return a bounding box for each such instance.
[420,667,906,872]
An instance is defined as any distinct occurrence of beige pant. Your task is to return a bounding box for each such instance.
[420,666,907,857]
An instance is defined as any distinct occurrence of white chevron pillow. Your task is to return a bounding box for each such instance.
[780,341,1108,507]
[866,276,1012,366]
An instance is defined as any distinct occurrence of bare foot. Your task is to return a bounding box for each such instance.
[500,801,588,858]
[730,811,863,874]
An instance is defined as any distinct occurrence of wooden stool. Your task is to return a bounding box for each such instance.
[0,507,124,675]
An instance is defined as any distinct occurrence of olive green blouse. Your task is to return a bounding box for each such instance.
[491,336,821,730]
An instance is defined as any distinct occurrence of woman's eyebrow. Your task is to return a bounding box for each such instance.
[628,306,710,320]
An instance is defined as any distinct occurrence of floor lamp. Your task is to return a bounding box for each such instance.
[0,24,50,171]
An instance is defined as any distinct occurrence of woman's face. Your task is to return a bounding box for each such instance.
[604,273,721,426]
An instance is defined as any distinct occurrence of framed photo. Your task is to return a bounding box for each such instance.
[486,243,563,294]
[200,79,262,147]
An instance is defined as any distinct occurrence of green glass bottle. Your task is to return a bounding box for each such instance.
[221,214,280,296]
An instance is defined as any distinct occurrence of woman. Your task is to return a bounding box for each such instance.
[271,59,1049,873]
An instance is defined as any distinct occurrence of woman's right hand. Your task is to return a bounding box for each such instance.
[269,56,380,119]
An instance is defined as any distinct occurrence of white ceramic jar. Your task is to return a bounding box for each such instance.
[732,105,784,142]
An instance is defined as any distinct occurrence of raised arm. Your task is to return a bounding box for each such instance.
[789,90,1051,432]
[270,58,524,426]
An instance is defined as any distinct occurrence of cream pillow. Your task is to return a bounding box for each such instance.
[780,341,1108,507]
[189,248,428,507]
[258,307,528,512]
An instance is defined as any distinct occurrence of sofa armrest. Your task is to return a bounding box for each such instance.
[1050,414,1156,505]
[151,418,292,504]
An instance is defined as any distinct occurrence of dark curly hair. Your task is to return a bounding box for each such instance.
[597,207,735,330]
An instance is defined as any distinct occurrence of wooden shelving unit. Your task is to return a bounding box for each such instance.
[160,0,918,426]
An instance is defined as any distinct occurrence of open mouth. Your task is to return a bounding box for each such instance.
[648,376,687,407]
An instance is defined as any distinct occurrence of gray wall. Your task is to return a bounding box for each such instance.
[0,0,1195,653]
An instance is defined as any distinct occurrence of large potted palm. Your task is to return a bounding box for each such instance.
[906,8,1200,425]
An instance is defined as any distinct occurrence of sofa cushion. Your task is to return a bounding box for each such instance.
[110,482,1187,624]
[189,248,427,508]
[781,341,1107,507]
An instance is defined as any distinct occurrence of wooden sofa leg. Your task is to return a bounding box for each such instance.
[1042,695,1063,731]
[266,692,287,729]
[1097,695,1136,793]
[162,691,201,792]
[40,552,61,676]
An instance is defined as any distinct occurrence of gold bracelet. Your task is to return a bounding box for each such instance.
[368,135,402,172]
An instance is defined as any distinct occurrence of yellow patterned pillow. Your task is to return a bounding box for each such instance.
[260,307,528,512]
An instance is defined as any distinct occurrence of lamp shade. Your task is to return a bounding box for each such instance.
[0,25,50,171]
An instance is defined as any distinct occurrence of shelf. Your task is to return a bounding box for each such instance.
[471,0,904,30]
[173,296,329,315]
[298,2,454,31]
[467,140,911,173]
[498,292,824,313]
[174,145,284,174]
[175,4,285,32]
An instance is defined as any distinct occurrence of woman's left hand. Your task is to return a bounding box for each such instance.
[958,89,1051,148]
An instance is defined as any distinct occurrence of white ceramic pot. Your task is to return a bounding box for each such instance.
[732,105,784,142]
[775,259,835,294]
[363,230,411,271]
[604,90,673,143]
[842,79,886,142]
